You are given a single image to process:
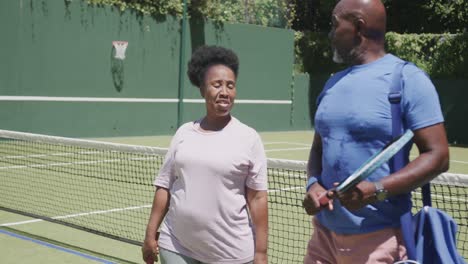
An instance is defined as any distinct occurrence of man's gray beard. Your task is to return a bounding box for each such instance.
[332,48,344,63]
[333,47,360,64]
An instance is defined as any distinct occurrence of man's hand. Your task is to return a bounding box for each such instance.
[303,182,333,215]
[335,181,377,210]
[142,234,159,264]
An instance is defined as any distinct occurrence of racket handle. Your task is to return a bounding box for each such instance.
[318,190,334,207]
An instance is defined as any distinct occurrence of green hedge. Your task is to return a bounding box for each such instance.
[294,31,341,74]
[87,0,183,16]
[87,0,292,28]
[296,31,468,79]
[386,33,468,78]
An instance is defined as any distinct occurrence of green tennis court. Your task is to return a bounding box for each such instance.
[1,130,467,263]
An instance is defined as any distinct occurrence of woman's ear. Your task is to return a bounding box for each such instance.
[199,86,205,98]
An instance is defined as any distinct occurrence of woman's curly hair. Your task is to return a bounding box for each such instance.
[187,45,239,88]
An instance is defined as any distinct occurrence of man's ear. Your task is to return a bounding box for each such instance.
[355,18,365,38]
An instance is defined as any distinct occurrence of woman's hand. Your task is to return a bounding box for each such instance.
[254,251,268,264]
[141,235,159,264]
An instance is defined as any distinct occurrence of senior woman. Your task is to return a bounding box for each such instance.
[142,45,268,264]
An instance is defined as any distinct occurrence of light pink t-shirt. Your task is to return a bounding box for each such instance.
[154,117,267,263]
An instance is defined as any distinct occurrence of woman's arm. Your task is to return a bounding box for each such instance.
[247,188,268,264]
[142,187,170,263]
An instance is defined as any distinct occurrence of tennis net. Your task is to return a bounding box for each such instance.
[0,129,467,263]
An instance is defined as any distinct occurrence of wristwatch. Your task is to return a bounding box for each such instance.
[374,181,388,201]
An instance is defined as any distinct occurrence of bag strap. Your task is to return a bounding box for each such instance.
[388,62,406,173]
[388,62,432,205]
[389,61,431,261]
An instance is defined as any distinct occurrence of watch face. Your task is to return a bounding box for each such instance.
[376,190,387,201]
[374,182,387,201]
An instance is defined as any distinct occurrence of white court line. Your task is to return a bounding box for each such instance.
[0,204,152,227]
[1,187,303,227]
[0,96,178,103]
[1,219,44,226]
[450,159,468,165]
[0,156,156,170]
[266,147,310,153]
[1,151,101,160]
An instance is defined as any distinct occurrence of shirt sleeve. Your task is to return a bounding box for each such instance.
[154,131,180,189]
[402,66,444,130]
[246,133,268,191]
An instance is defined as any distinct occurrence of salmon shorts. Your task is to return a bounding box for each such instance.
[304,217,408,264]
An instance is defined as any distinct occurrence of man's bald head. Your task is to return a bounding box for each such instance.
[329,0,387,64]
[333,0,386,42]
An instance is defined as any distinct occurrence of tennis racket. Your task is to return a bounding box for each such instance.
[318,129,414,206]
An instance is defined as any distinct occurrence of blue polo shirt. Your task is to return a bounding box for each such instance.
[315,54,444,234]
